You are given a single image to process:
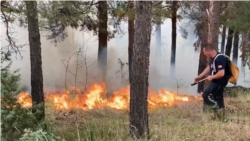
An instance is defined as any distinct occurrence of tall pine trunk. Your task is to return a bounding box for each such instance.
[98,1,108,82]
[198,0,220,93]
[202,1,220,111]
[232,31,239,65]
[197,1,209,93]
[197,19,209,93]
[221,25,226,54]
[170,1,177,75]
[128,1,134,84]
[129,1,152,138]
[225,28,234,57]
[25,1,45,121]
[207,1,220,50]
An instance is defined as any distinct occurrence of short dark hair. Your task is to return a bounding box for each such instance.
[203,44,215,50]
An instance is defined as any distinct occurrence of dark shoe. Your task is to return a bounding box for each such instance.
[212,108,227,121]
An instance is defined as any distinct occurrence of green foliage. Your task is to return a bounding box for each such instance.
[1,51,25,108]
[0,54,34,140]
[220,2,250,67]
[110,1,173,24]
[152,1,172,25]
[225,1,250,31]
[0,51,47,141]
[37,1,97,44]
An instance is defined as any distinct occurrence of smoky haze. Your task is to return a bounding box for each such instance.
[1,18,250,95]
[1,22,134,93]
[1,17,213,93]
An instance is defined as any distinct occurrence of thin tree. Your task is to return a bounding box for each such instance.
[98,1,108,82]
[129,1,152,139]
[170,1,178,73]
[128,0,134,83]
[221,25,226,54]
[25,1,45,121]
[225,28,234,57]
[219,1,228,54]
[232,31,239,65]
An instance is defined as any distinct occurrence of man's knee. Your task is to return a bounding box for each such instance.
[202,86,211,99]
[202,83,217,105]
[202,90,210,104]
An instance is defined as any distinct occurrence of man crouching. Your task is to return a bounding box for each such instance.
[194,44,231,119]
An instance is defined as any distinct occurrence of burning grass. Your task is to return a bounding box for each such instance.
[16,84,250,141]
[17,83,195,111]
[41,90,250,141]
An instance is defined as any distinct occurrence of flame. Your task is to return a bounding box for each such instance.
[17,92,32,108]
[17,83,201,110]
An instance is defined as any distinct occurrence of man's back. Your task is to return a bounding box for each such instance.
[208,53,230,87]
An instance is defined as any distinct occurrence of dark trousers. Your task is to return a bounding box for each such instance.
[202,82,225,109]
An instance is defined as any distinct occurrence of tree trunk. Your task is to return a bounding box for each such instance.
[198,1,220,92]
[170,1,177,76]
[128,1,134,84]
[155,1,162,86]
[225,28,234,57]
[129,1,152,139]
[155,24,161,74]
[197,18,209,93]
[232,31,239,65]
[197,1,209,93]
[155,24,161,55]
[201,1,220,111]
[241,32,247,66]
[98,1,108,82]
[155,1,162,62]
[207,1,220,50]
[25,1,45,121]
[221,25,226,54]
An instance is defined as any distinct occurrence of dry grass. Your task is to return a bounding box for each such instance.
[45,91,250,141]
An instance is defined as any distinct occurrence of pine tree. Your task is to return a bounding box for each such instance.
[129,1,152,138]
[1,51,41,140]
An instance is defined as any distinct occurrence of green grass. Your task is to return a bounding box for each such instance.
[45,91,250,141]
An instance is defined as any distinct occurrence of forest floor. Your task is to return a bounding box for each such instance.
[45,90,250,141]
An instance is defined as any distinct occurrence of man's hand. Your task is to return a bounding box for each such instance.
[194,76,201,83]
[207,75,214,81]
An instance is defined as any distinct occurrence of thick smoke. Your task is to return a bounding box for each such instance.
[1,21,198,94]
[1,18,249,95]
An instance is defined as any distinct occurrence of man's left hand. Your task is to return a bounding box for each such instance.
[207,75,214,81]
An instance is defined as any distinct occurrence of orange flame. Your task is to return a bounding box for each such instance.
[17,83,200,110]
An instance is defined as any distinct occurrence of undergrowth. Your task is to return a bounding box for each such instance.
[47,91,250,141]
[1,51,59,141]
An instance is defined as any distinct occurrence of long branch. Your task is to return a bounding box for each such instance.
[1,6,23,58]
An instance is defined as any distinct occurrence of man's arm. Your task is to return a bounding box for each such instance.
[211,56,226,80]
[198,65,210,78]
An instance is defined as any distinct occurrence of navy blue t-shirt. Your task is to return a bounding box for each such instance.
[208,53,230,87]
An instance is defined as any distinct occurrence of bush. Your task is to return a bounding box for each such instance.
[1,51,50,141]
